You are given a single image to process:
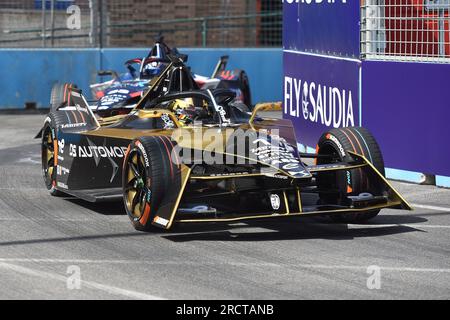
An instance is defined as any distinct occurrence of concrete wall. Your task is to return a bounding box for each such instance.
[0,48,282,109]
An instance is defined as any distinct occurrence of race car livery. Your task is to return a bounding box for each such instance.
[41,56,412,232]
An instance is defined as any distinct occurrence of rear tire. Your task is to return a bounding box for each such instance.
[41,112,67,196]
[238,71,252,108]
[122,136,181,232]
[316,127,385,223]
[50,83,77,112]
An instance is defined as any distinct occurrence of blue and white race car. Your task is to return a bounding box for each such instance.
[50,37,252,118]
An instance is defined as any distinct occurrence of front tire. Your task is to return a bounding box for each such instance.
[122,136,181,232]
[316,127,385,223]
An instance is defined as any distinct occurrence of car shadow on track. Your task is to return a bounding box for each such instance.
[0,214,428,247]
[59,198,431,243]
[0,232,157,247]
[66,199,127,216]
[162,215,428,242]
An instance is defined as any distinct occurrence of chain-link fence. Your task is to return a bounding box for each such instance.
[0,0,282,48]
[361,0,450,63]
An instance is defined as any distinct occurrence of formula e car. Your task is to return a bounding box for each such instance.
[50,36,251,118]
[41,56,411,232]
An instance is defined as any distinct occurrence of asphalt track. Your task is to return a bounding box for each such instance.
[0,115,449,300]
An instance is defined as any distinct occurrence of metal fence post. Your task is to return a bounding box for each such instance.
[41,0,47,47]
[439,9,445,57]
[89,0,95,46]
[202,18,207,47]
[50,0,55,47]
[99,0,104,49]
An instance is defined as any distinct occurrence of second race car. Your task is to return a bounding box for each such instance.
[50,36,252,118]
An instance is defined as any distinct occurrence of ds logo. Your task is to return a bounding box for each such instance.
[69,144,77,157]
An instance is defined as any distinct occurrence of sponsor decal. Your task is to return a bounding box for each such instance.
[56,182,69,189]
[99,89,131,107]
[216,105,231,125]
[70,139,127,183]
[153,216,169,227]
[136,141,150,168]
[161,113,175,129]
[346,170,352,188]
[311,163,348,171]
[270,194,281,210]
[57,165,70,176]
[283,0,347,4]
[269,174,289,180]
[69,143,128,159]
[58,139,65,154]
[209,172,252,177]
[285,76,355,128]
[251,137,311,178]
[69,144,77,158]
[61,123,87,129]
[326,134,346,157]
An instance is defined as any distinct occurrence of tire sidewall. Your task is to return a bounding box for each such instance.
[41,114,60,195]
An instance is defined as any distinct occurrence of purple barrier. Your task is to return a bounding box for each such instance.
[284,51,361,148]
[283,1,360,58]
[362,60,450,177]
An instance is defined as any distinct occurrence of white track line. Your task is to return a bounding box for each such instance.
[403,189,450,198]
[348,224,450,229]
[0,259,449,274]
[0,261,165,300]
[411,203,450,212]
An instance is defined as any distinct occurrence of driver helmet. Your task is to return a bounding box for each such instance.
[169,98,196,126]
[142,60,165,78]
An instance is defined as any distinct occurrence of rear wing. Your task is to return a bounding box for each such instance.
[211,55,229,78]
[57,87,100,129]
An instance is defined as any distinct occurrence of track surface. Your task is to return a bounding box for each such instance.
[0,115,449,300]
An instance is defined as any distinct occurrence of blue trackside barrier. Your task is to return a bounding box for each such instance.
[0,48,282,110]
[283,1,450,187]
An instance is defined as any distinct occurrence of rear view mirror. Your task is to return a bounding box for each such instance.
[249,102,282,126]
[98,70,119,79]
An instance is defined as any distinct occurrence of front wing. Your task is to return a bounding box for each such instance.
[150,151,413,229]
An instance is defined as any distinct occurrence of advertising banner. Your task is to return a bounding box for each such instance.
[283,51,361,149]
[363,60,450,176]
[283,0,360,58]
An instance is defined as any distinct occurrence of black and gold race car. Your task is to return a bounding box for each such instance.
[40,56,411,232]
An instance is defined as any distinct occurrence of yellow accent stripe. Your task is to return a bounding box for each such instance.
[347,151,413,211]
[296,188,303,213]
[308,163,369,172]
[283,191,290,215]
[191,173,267,180]
[167,166,192,229]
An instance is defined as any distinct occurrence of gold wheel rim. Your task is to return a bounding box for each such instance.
[42,128,56,186]
[124,149,148,220]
